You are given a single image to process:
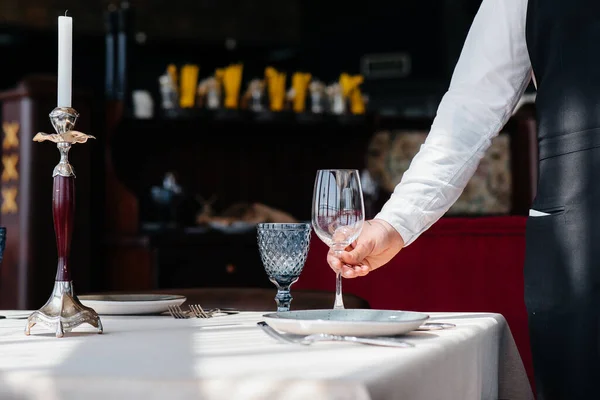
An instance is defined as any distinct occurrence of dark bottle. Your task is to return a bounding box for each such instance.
[116,1,135,108]
[104,3,118,99]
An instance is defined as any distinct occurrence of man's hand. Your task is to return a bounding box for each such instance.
[327,219,405,278]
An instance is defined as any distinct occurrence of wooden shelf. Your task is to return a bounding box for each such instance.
[156,108,370,126]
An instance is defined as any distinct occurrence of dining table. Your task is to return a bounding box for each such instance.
[0,309,533,400]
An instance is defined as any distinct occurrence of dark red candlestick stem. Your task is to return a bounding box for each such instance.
[53,175,75,281]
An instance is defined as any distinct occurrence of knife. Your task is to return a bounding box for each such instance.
[0,315,29,320]
[257,321,412,348]
[305,333,414,348]
[416,322,456,331]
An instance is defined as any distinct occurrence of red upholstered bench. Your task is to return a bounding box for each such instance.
[295,216,533,388]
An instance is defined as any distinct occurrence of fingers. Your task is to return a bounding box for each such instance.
[327,237,373,278]
[327,251,343,272]
[340,242,371,265]
[327,250,370,278]
[340,263,370,278]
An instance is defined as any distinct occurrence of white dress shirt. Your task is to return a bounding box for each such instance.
[375,0,533,246]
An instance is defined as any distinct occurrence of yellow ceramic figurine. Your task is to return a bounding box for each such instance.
[219,64,243,109]
[291,72,312,113]
[179,64,199,108]
[265,67,286,112]
[339,73,366,115]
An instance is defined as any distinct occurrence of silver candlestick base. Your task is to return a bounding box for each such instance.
[25,281,103,338]
[26,106,102,338]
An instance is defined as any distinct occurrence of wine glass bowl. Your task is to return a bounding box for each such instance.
[257,223,312,312]
[314,211,363,251]
[311,169,365,309]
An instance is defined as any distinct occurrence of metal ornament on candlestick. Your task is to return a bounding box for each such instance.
[25,107,103,338]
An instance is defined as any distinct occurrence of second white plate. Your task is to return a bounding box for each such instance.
[263,309,429,336]
[79,294,186,315]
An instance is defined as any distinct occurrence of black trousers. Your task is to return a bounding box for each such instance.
[525,137,600,400]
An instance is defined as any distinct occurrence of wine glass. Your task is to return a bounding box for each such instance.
[257,223,312,312]
[311,169,365,309]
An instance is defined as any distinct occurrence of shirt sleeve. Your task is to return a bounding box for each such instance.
[375,0,533,246]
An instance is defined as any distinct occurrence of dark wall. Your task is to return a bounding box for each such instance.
[0,0,483,106]
[0,0,302,91]
[0,0,301,41]
[301,0,446,81]
[0,0,488,126]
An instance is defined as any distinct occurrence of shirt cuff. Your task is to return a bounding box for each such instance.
[374,199,427,247]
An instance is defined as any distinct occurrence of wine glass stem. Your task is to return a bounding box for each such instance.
[333,248,345,309]
[274,286,292,312]
[334,272,344,309]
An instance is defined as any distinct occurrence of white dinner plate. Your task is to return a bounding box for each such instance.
[78,294,186,315]
[262,309,429,336]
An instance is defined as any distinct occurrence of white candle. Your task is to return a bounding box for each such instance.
[57,15,72,108]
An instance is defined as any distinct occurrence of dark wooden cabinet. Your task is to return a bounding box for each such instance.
[0,82,537,299]
[102,110,373,290]
[101,106,538,292]
[150,229,270,289]
[110,111,373,222]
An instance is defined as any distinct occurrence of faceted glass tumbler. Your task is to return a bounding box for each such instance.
[257,223,311,312]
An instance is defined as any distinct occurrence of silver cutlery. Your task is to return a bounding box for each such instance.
[188,305,240,318]
[189,304,209,318]
[0,315,30,320]
[168,304,240,319]
[207,308,239,315]
[257,321,413,348]
[167,305,190,319]
[417,322,456,331]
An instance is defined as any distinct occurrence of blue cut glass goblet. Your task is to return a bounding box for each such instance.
[257,223,311,312]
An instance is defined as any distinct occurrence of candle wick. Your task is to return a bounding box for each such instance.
[65,10,69,16]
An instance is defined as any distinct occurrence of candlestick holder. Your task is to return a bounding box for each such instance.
[25,107,102,338]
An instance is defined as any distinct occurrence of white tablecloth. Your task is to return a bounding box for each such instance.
[0,310,533,400]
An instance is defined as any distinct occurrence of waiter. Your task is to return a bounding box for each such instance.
[328,0,599,398]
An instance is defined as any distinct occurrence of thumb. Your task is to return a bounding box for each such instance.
[340,241,372,265]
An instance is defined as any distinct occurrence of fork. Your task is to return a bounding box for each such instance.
[188,305,240,318]
[189,304,210,318]
[257,321,413,348]
[167,305,190,319]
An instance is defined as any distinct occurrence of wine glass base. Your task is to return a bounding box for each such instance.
[25,281,103,338]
